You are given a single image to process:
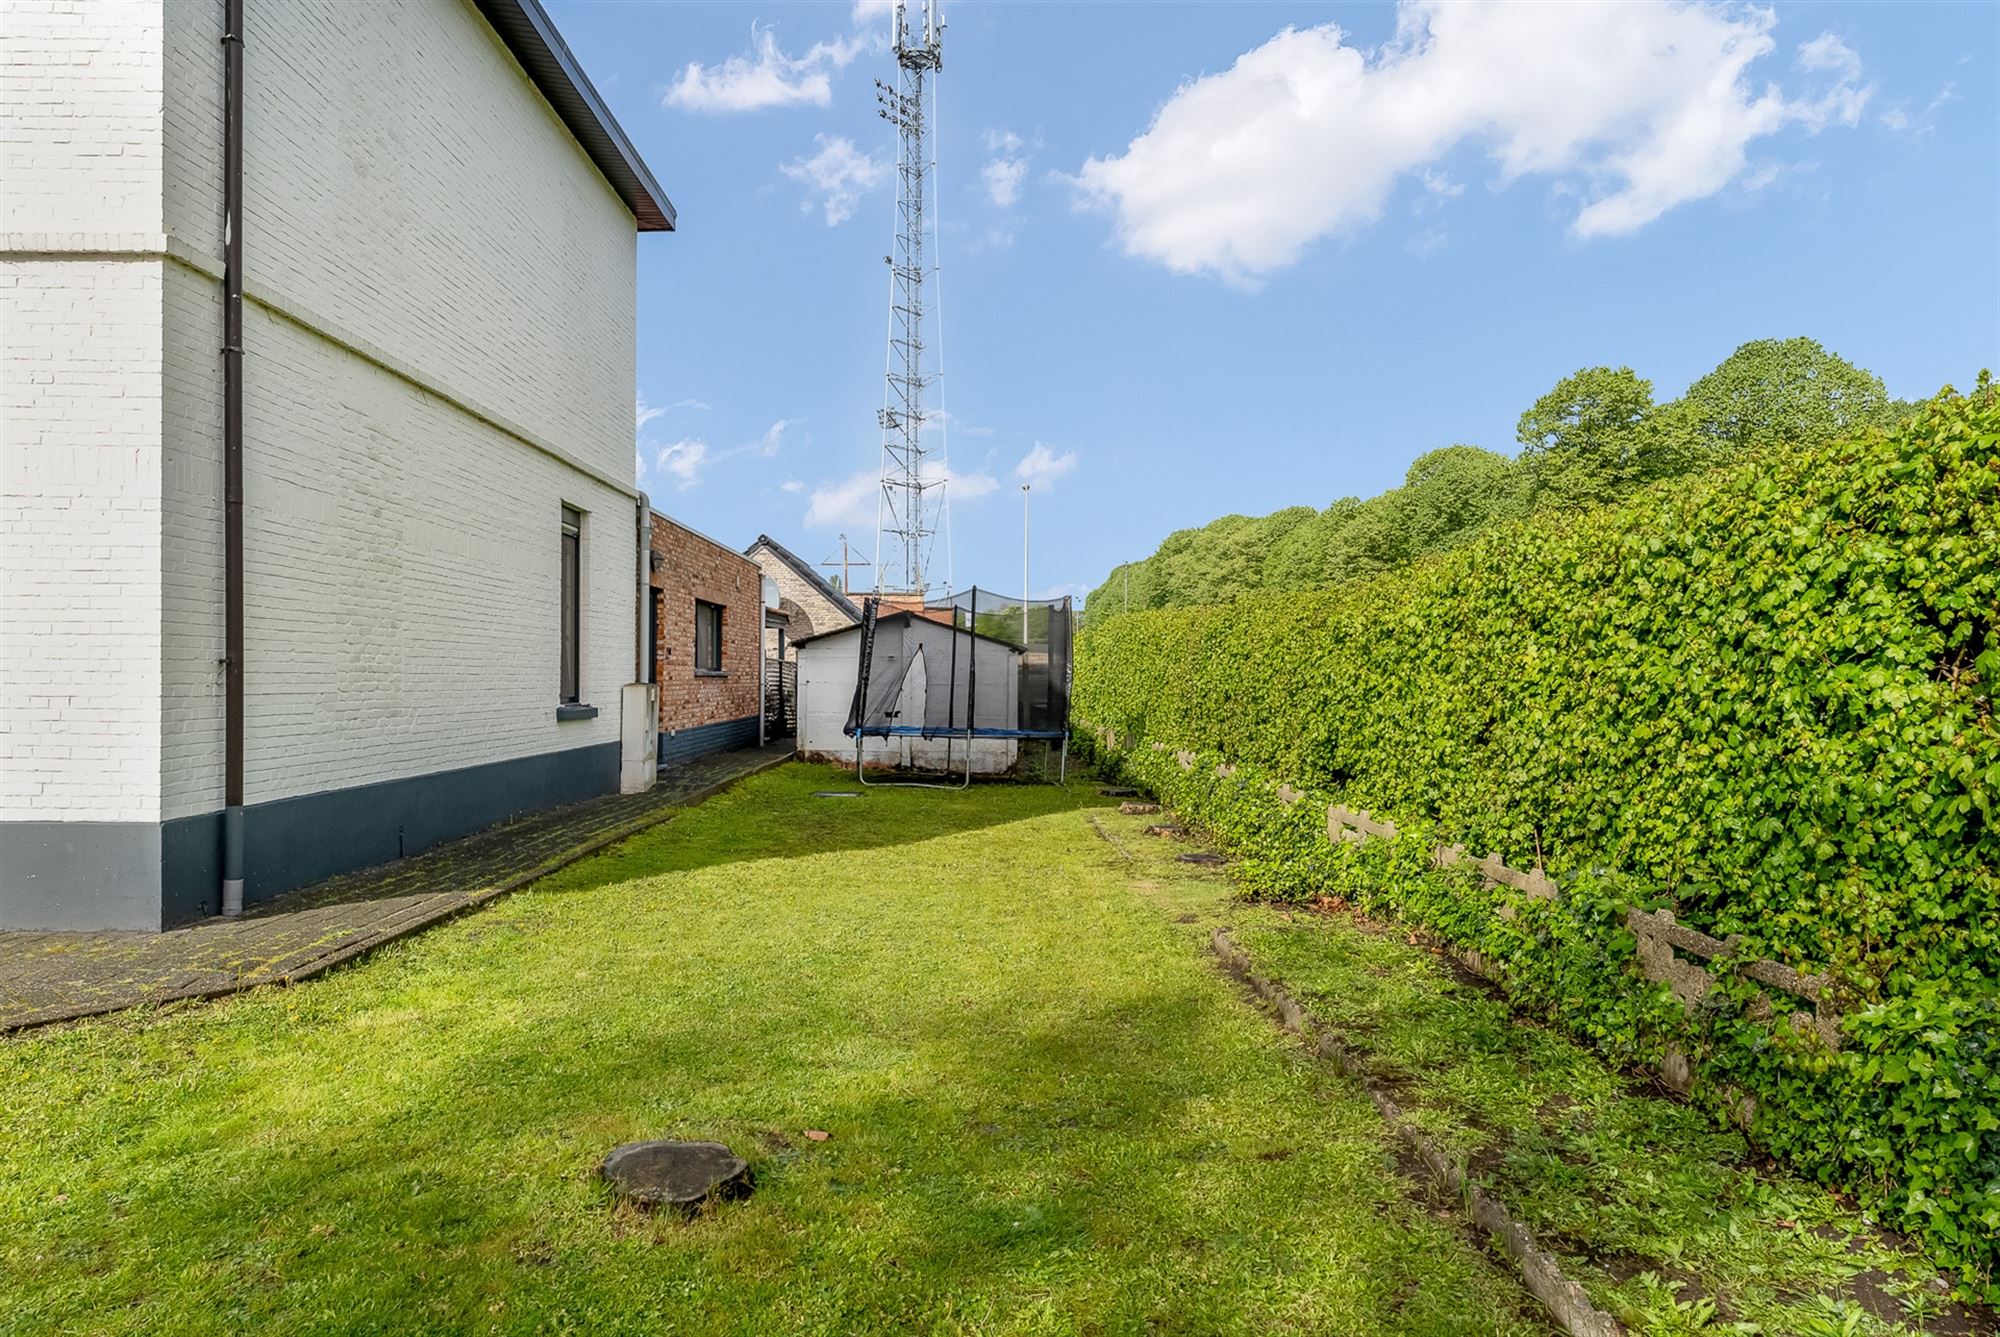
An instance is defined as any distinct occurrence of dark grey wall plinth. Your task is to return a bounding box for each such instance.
[657,715,758,769]
[0,823,167,931]
[2,741,620,932]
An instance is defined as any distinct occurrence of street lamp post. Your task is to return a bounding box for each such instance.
[1021,484,1031,642]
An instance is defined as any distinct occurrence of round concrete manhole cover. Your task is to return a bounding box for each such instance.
[600,1140,750,1212]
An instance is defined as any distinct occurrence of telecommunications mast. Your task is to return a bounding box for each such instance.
[873,0,946,596]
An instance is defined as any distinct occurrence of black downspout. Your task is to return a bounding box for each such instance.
[221,0,245,916]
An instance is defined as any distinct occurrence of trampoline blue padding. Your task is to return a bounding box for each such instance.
[851,725,1068,740]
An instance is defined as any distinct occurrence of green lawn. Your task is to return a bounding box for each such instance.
[0,765,1542,1335]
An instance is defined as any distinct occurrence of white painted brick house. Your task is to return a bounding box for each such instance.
[1,0,673,929]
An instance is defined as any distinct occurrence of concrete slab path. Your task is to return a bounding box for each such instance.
[0,744,793,1031]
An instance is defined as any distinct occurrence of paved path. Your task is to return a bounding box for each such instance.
[0,744,792,1032]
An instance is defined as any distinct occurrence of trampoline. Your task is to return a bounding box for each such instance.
[844,587,1074,787]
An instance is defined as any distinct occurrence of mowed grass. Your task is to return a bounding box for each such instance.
[0,764,1542,1336]
[1224,902,1976,1336]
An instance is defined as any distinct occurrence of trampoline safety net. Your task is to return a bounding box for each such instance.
[844,588,1073,745]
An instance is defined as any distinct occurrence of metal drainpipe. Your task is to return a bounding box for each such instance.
[635,492,649,682]
[220,0,246,916]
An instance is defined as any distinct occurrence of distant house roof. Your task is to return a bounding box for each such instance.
[792,609,1025,654]
[747,534,864,622]
[473,0,675,231]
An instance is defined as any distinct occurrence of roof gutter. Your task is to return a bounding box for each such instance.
[471,0,675,231]
[220,0,246,917]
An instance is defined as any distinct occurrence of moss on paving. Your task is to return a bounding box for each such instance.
[1115,798,1984,1337]
[0,765,1541,1336]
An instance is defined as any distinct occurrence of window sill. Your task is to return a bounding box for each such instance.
[555,703,599,721]
[694,669,728,679]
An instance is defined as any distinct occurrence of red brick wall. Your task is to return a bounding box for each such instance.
[649,514,762,733]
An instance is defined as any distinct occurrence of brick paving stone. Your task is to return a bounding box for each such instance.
[0,744,792,1032]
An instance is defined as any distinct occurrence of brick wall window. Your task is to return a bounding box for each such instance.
[560,506,582,702]
[695,599,723,674]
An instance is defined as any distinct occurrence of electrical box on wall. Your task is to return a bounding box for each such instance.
[620,683,659,793]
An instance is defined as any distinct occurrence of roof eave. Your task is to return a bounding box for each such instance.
[792,610,1026,654]
[749,534,865,621]
[474,0,677,232]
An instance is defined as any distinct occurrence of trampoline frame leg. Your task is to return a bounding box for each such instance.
[852,729,974,790]
[847,732,1069,790]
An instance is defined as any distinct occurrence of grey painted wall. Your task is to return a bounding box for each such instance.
[0,822,166,931]
[3,741,620,932]
[657,714,758,769]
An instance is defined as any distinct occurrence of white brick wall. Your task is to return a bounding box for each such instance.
[0,259,167,822]
[5,0,648,824]
[0,1,165,235]
[1,2,169,821]
[161,274,636,813]
[163,0,637,482]
[158,246,223,816]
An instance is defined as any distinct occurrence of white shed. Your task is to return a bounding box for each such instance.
[794,612,1023,775]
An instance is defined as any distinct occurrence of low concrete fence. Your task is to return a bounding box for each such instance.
[1120,728,1838,1123]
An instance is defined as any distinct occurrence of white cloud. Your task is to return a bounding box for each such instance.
[1015,443,1077,490]
[664,23,874,113]
[1420,169,1464,201]
[1072,1,1872,282]
[782,134,890,225]
[983,157,1029,208]
[655,440,708,490]
[805,460,999,529]
[919,409,993,438]
[981,128,1034,209]
[749,419,795,458]
[949,469,1000,500]
[638,393,707,435]
[780,478,805,494]
[1796,32,1862,81]
[805,470,880,529]
[1880,82,1955,135]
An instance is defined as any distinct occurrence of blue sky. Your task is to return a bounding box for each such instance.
[549,0,1999,605]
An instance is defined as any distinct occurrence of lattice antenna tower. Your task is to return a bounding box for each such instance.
[873,0,945,596]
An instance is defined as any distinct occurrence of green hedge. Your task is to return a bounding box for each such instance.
[1076,385,2000,1292]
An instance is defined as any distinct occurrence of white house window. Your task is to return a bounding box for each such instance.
[560,506,582,703]
[695,600,723,674]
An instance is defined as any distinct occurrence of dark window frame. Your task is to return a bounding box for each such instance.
[694,599,724,675]
[559,506,582,704]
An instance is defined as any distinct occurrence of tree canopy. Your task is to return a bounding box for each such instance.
[1086,338,1905,617]
[1681,336,1891,455]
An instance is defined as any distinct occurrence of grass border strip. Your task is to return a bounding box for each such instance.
[3,751,794,1035]
[1209,927,1625,1337]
